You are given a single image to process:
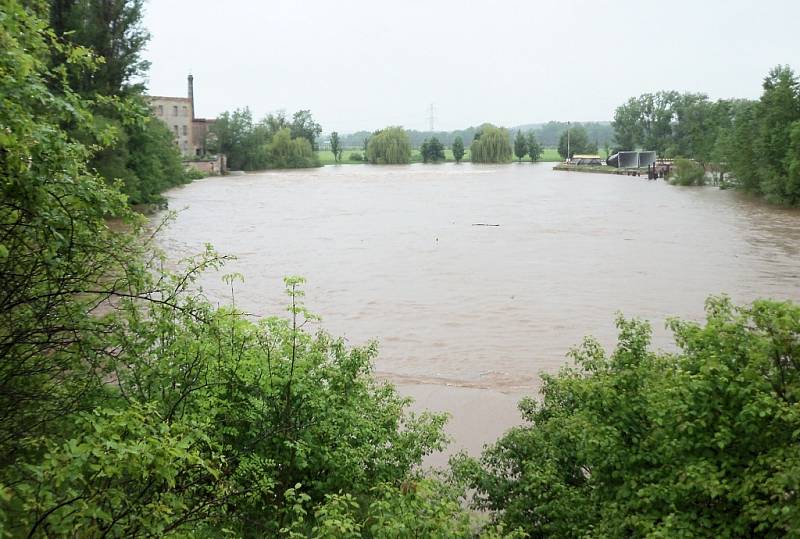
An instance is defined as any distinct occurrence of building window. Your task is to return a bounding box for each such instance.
[158,105,163,115]
[173,105,178,116]
[181,125,188,136]
[173,125,178,136]
[182,106,188,116]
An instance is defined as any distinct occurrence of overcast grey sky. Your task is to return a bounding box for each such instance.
[143,0,800,133]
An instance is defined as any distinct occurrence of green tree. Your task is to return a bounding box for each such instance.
[48,0,150,96]
[612,96,644,150]
[787,120,800,200]
[526,131,542,162]
[330,131,342,162]
[211,108,323,170]
[290,109,323,150]
[558,125,594,159]
[718,66,800,204]
[366,127,411,164]
[420,137,445,163]
[470,124,513,163]
[513,130,528,162]
[454,296,800,537]
[451,136,465,163]
[754,65,800,204]
[612,91,680,154]
[211,108,254,170]
[264,127,321,168]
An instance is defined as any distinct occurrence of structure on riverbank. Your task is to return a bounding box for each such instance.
[148,75,224,173]
[606,151,656,168]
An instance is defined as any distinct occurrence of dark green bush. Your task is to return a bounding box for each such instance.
[670,157,706,185]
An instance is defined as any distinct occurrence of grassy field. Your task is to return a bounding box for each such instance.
[317,147,564,165]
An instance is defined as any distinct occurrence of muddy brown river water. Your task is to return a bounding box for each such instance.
[156,163,800,465]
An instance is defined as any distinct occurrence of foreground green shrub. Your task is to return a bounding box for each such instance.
[0,6,474,535]
[2,270,457,536]
[454,296,800,537]
[184,166,209,180]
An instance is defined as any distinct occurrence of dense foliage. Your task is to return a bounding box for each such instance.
[470,125,513,163]
[723,66,800,204]
[612,91,739,161]
[46,0,190,204]
[366,127,412,164]
[613,66,800,205]
[420,137,445,163]
[454,296,800,537]
[211,108,322,170]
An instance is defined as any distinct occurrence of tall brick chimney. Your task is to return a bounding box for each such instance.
[187,74,194,120]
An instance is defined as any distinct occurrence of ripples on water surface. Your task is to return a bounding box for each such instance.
[157,163,800,456]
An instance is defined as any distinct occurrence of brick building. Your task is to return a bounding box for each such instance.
[149,75,215,158]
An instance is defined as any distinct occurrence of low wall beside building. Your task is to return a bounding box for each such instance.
[185,154,225,176]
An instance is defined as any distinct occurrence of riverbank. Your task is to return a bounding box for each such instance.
[552,163,651,175]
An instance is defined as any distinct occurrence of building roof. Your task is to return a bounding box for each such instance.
[572,154,601,159]
[147,96,191,102]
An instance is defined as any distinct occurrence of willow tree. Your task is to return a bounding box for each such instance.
[470,124,513,163]
[366,126,411,164]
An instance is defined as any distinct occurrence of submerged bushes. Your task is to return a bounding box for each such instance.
[670,157,707,186]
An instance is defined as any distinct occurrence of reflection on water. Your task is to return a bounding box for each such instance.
[156,163,800,457]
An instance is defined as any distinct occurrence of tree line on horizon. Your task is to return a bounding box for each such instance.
[334,121,614,150]
[355,124,544,164]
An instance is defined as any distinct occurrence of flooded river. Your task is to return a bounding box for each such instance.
[157,163,800,463]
